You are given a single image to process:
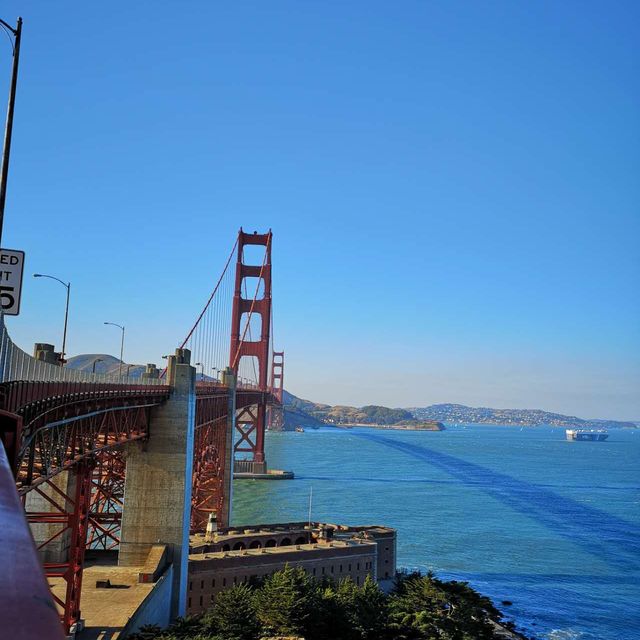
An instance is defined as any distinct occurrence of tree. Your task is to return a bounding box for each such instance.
[304,581,355,640]
[352,574,388,640]
[201,583,259,640]
[125,622,223,640]
[158,617,207,639]
[254,565,312,636]
[126,625,163,640]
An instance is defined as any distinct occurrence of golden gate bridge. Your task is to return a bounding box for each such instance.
[0,228,285,637]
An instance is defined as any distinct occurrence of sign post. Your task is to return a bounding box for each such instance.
[0,248,24,315]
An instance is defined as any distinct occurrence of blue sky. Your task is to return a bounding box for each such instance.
[1,2,638,419]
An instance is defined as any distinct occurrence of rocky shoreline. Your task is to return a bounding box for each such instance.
[491,619,533,639]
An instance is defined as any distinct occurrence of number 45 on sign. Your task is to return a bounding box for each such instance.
[0,249,25,316]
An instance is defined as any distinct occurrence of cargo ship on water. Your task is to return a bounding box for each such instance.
[566,429,609,441]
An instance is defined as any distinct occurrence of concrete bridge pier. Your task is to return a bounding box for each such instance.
[118,348,195,620]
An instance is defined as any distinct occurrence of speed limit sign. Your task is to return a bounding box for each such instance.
[0,249,24,315]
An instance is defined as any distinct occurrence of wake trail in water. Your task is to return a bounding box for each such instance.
[356,432,640,572]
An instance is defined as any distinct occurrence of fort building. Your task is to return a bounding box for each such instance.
[187,521,396,615]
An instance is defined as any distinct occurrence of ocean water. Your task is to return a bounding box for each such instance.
[232,425,640,640]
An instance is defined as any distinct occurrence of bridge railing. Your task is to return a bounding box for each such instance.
[0,315,164,385]
[0,440,65,639]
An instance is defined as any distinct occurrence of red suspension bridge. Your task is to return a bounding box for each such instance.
[0,229,285,638]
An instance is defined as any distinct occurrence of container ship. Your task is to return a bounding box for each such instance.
[565,429,609,441]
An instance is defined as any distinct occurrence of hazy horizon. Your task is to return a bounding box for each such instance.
[60,350,637,423]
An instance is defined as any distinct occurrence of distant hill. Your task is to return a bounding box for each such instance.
[282,392,442,430]
[282,406,326,430]
[66,354,146,377]
[321,404,415,425]
[282,393,636,431]
[65,354,213,381]
[409,403,637,429]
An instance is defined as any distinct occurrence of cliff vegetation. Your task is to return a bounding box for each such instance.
[126,567,528,640]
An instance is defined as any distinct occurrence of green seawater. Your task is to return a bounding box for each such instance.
[232,425,640,640]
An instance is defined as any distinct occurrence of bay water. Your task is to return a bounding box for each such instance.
[232,424,640,639]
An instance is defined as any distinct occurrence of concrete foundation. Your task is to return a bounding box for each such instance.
[234,459,267,475]
[119,349,195,619]
[233,459,294,480]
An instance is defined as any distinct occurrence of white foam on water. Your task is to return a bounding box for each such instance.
[546,629,585,640]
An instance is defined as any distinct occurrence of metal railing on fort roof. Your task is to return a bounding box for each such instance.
[0,314,164,385]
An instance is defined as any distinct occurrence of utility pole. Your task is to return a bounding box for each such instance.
[0,17,22,249]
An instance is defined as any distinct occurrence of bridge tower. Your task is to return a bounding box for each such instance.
[268,351,285,430]
[229,229,272,473]
[271,351,284,403]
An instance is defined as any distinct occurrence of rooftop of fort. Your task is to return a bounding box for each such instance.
[189,521,396,553]
[189,537,378,565]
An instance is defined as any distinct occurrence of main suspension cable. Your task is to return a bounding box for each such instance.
[179,236,239,350]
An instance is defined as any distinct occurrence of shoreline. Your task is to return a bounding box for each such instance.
[330,421,445,431]
[491,619,532,640]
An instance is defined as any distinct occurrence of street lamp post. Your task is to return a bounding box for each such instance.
[0,16,22,249]
[92,357,103,374]
[195,362,205,381]
[33,273,71,365]
[212,366,218,383]
[104,322,125,379]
